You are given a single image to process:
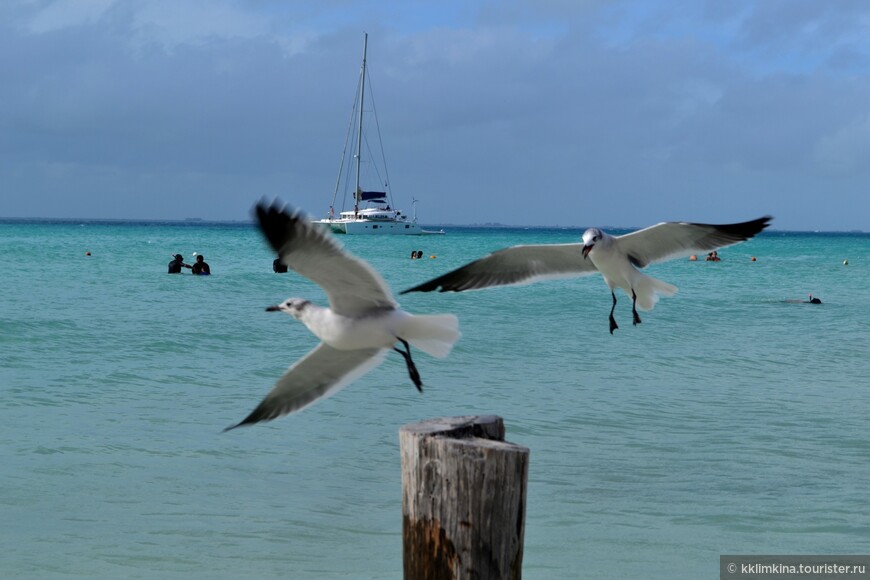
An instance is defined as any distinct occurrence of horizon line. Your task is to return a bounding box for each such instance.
[0,215,865,234]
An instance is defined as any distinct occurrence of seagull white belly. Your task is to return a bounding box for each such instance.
[590,252,636,294]
[590,250,673,311]
[304,309,405,350]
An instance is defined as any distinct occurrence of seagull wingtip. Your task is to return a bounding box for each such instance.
[223,421,245,432]
[400,282,442,294]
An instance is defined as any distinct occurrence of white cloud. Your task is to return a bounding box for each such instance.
[3,0,870,228]
[26,0,116,33]
[129,0,270,49]
[19,0,316,56]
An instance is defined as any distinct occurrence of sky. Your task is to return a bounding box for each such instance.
[1,0,869,230]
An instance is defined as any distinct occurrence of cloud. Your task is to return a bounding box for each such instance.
[2,0,870,228]
[126,0,272,51]
[24,0,117,34]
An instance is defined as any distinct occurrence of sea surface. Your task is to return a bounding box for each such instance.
[1,219,869,579]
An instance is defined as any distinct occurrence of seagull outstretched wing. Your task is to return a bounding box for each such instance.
[401,243,597,294]
[255,200,397,316]
[614,216,772,268]
[225,343,387,430]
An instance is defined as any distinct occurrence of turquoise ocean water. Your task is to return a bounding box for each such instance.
[2,219,869,578]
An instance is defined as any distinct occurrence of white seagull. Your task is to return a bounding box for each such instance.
[225,201,460,430]
[402,216,772,334]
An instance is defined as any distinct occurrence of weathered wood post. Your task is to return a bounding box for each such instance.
[400,415,530,580]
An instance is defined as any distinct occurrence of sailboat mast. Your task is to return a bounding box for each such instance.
[354,33,368,214]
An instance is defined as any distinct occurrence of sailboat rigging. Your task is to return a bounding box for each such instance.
[315,33,442,235]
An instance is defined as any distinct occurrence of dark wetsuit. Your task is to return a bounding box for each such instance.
[168,258,187,273]
[192,261,211,275]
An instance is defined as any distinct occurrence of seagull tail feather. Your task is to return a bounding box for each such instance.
[633,274,678,311]
[398,314,461,358]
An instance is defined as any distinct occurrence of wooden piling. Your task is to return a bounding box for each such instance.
[400,415,530,580]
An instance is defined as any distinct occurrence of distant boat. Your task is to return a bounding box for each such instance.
[315,33,442,236]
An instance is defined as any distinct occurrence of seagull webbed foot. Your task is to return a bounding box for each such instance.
[394,338,423,392]
[609,290,619,334]
[631,290,642,326]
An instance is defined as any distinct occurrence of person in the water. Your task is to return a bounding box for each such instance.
[191,255,211,275]
[273,257,288,273]
[784,293,823,304]
[168,254,191,274]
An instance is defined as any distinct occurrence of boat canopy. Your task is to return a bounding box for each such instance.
[358,191,387,202]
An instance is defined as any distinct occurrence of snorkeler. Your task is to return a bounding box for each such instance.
[168,254,191,274]
[273,257,288,273]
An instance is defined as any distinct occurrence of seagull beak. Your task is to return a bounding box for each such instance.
[582,244,592,259]
[265,305,281,312]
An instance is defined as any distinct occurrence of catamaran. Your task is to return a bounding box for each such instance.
[315,34,442,235]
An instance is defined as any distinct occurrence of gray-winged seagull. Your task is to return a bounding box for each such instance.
[402,216,771,334]
[225,200,460,430]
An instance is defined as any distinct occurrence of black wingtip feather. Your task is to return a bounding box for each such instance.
[400,281,441,294]
[705,215,773,240]
[401,278,461,294]
[223,403,279,432]
[401,261,478,294]
[253,199,303,254]
[223,412,257,432]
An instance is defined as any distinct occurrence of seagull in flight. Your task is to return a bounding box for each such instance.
[402,216,771,334]
[225,200,460,430]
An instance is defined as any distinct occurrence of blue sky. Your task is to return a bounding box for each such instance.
[2,0,869,230]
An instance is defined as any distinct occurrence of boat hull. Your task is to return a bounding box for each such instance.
[315,219,425,235]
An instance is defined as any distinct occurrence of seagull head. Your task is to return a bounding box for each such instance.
[266,298,311,319]
[581,228,603,259]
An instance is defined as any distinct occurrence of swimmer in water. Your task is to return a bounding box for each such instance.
[273,257,288,273]
[784,294,822,304]
[191,254,211,275]
[168,254,191,274]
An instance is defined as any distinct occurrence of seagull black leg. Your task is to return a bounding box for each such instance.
[394,338,423,392]
[631,290,642,326]
[609,291,619,334]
